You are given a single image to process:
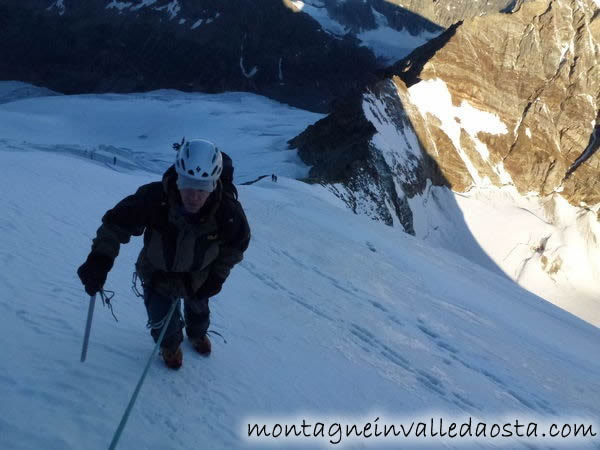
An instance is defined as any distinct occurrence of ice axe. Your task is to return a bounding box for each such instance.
[80,294,96,362]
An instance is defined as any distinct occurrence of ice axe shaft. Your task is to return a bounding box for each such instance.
[80,294,96,362]
[109,298,181,450]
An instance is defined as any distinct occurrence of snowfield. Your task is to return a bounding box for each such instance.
[0,82,599,449]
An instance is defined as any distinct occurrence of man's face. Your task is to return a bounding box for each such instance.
[179,188,211,214]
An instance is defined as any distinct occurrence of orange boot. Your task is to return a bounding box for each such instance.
[161,346,183,369]
[190,335,211,356]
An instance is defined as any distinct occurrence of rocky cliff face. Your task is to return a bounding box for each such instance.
[399,0,600,206]
[386,0,531,27]
[291,0,599,230]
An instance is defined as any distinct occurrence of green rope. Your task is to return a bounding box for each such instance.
[108,298,180,450]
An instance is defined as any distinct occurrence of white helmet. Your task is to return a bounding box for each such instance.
[175,139,223,192]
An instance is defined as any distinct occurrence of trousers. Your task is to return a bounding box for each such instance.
[143,287,210,349]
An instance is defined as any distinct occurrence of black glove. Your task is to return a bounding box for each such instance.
[150,271,193,299]
[77,253,114,296]
[194,273,225,299]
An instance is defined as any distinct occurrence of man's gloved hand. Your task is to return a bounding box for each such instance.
[151,271,192,299]
[194,273,225,299]
[77,253,114,296]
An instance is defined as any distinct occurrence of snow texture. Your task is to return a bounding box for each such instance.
[0,81,61,105]
[106,0,133,11]
[131,0,158,9]
[293,1,440,63]
[154,0,180,20]
[47,0,65,15]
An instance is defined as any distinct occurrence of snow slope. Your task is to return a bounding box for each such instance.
[409,184,600,328]
[0,86,599,449]
[0,84,321,182]
[405,78,600,328]
[290,1,439,63]
[0,81,61,105]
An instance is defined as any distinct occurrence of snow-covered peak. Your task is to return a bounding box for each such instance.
[155,0,180,20]
[106,0,133,12]
[0,81,61,105]
[131,0,157,9]
[289,0,442,63]
[106,0,179,20]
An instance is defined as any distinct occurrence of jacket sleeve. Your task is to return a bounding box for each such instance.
[90,183,161,261]
[211,195,251,280]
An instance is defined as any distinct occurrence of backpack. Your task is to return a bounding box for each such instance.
[220,151,238,200]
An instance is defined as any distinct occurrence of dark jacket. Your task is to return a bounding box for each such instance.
[90,166,250,298]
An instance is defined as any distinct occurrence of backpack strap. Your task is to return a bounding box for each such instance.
[220,152,238,200]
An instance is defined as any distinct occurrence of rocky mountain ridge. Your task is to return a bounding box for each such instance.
[291,0,599,230]
[385,0,531,27]
[1,0,378,112]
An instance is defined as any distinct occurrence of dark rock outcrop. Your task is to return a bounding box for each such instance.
[0,0,379,112]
